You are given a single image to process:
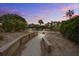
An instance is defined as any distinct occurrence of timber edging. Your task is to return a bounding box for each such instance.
[40,37,52,56]
[0,32,38,56]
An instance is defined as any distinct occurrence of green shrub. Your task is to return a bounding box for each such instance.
[0,14,28,32]
[60,16,79,42]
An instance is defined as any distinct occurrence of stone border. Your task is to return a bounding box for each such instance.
[0,32,38,56]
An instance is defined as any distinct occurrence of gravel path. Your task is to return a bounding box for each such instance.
[45,31,79,56]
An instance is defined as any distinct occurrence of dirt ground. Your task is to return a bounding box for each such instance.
[0,32,29,47]
[45,31,79,56]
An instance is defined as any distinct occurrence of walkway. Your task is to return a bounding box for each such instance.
[45,31,79,56]
[21,31,79,56]
[21,32,45,56]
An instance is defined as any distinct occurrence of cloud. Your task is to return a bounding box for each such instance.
[61,4,79,12]
[33,16,44,20]
[38,7,53,16]
[0,8,23,16]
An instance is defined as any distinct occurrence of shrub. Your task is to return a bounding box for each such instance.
[60,16,79,42]
[0,14,28,32]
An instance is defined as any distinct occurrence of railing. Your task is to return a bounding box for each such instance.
[0,32,38,56]
[40,37,52,56]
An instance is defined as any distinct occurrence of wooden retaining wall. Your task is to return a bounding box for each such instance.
[40,37,52,56]
[0,32,38,56]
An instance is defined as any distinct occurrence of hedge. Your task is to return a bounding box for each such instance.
[60,16,79,42]
[0,14,27,32]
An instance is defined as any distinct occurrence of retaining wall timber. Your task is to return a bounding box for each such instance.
[40,37,52,56]
[0,32,38,56]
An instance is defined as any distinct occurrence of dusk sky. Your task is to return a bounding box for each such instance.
[0,3,79,24]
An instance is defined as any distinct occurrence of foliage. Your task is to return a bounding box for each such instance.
[66,10,74,19]
[0,14,27,32]
[38,19,44,25]
[47,21,61,31]
[60,16,79,42]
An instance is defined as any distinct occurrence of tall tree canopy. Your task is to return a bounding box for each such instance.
[66,10,74,19]
[38,19,44,25]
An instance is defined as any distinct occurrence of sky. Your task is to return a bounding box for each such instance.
[0,3,79,24]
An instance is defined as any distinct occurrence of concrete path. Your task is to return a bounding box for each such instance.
[45,31,79,56]
[21,32,45,56]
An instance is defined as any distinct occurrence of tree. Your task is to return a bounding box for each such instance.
[45,22,50,28]
[50,21,53,30]
[60,16,79,42]
[0,14,27,32]
[66,10,74,19]
[38,19,44,25]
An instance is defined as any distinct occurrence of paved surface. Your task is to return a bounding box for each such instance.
[21,31,79,56]
[45,31,79,56]
[21,32,45,56]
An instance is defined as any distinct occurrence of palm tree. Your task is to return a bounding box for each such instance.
[45,22,50,29]
[50,21,53,30]
[46,22,50,27]
[66,10,74,19]
[38,19,44,25]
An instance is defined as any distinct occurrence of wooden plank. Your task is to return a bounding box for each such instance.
[42,38,52,46]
